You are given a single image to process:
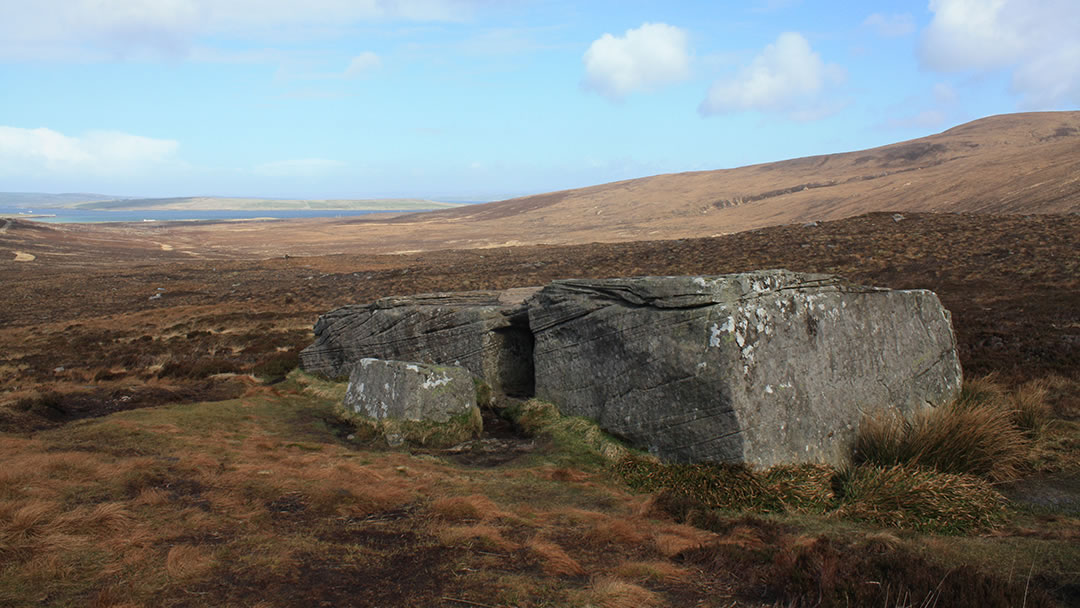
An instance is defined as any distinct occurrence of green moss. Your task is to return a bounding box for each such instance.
[502,399,632,468]
[339,405,482,449]
[473,378,493,409]
[614,456,1005,534]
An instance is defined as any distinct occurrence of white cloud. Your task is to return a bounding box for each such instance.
[583,22,691,100]
[0,0,478,60]
[920,0,1080,108]
[344,52,382,77]
[700,32,845,118]
[863,13,916,38]
[1011,43,1080,108]
[254,158,348,177]
[919,0,1022,71]
[0,126,179,176]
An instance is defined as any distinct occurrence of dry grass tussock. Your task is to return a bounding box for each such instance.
[583,516,650,548]
[611,560,693,585]
[652,523,716,557]
[528,537,586,576]
[853,375,1050,482]
[436,523,518,552]
[586,576,663,608]
[0,499,131,563]
[1037,373,1080,419]
[430,494,503,522]
[165,543,216,579]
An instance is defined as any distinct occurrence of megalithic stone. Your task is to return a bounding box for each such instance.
[300,287,539,396]
[526,270,962,467]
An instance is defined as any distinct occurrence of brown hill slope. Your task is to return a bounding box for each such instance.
[1,112,1077,258]
[166,112,1080,255]
[404,111,1080,236]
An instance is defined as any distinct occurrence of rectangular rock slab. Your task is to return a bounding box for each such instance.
[527,270,963,468]
[342,359,481,447]
[300,288,539,396]
[344,358,477,423]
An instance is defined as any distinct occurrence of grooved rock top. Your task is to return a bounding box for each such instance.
[528,270,963,467]
[300,287,538,395]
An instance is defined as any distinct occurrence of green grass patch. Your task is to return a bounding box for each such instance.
[341,406,484,449]
[833,464,1007,534]
[615,456,1006,534]
[47,419,177,457]
[502,399,631,468]
[290,369,348,404]
[615,454,829,513]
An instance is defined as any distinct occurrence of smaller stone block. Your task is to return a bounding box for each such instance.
[341,359,482,447]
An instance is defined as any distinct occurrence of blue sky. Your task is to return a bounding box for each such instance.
[1,0,1077,201]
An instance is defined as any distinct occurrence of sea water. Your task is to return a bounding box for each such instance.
[0,206,410,223]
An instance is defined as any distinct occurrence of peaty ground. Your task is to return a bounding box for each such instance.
[0,211,1078,606]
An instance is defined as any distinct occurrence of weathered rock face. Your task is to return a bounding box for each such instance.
[527,270,962,467]
[341,359,481,447]
[301,288,539,396]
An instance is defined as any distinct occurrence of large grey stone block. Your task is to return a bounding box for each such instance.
[301,288,538,396]
[527,270,962,467]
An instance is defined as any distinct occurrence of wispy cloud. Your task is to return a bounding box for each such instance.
[253,158,348,177]
[344,52,382,78]
[862,13,915,38]
[0,0,484,61]
[699,32,846,120]
[0,126,180,176]
[920,0,1080,109]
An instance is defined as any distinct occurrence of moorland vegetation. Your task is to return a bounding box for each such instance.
[0,210,1077,606]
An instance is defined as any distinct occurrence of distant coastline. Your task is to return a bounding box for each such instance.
[0,193,473,223]
[0,193,472,223]
[0,206,410,224]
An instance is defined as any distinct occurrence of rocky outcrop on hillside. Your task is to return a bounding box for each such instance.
[305,271,963,467]
[527,271,963,467]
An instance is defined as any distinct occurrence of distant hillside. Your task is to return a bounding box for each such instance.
[4,112,1077,256]
[375,111,1080,247]
[74,197,464,212]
